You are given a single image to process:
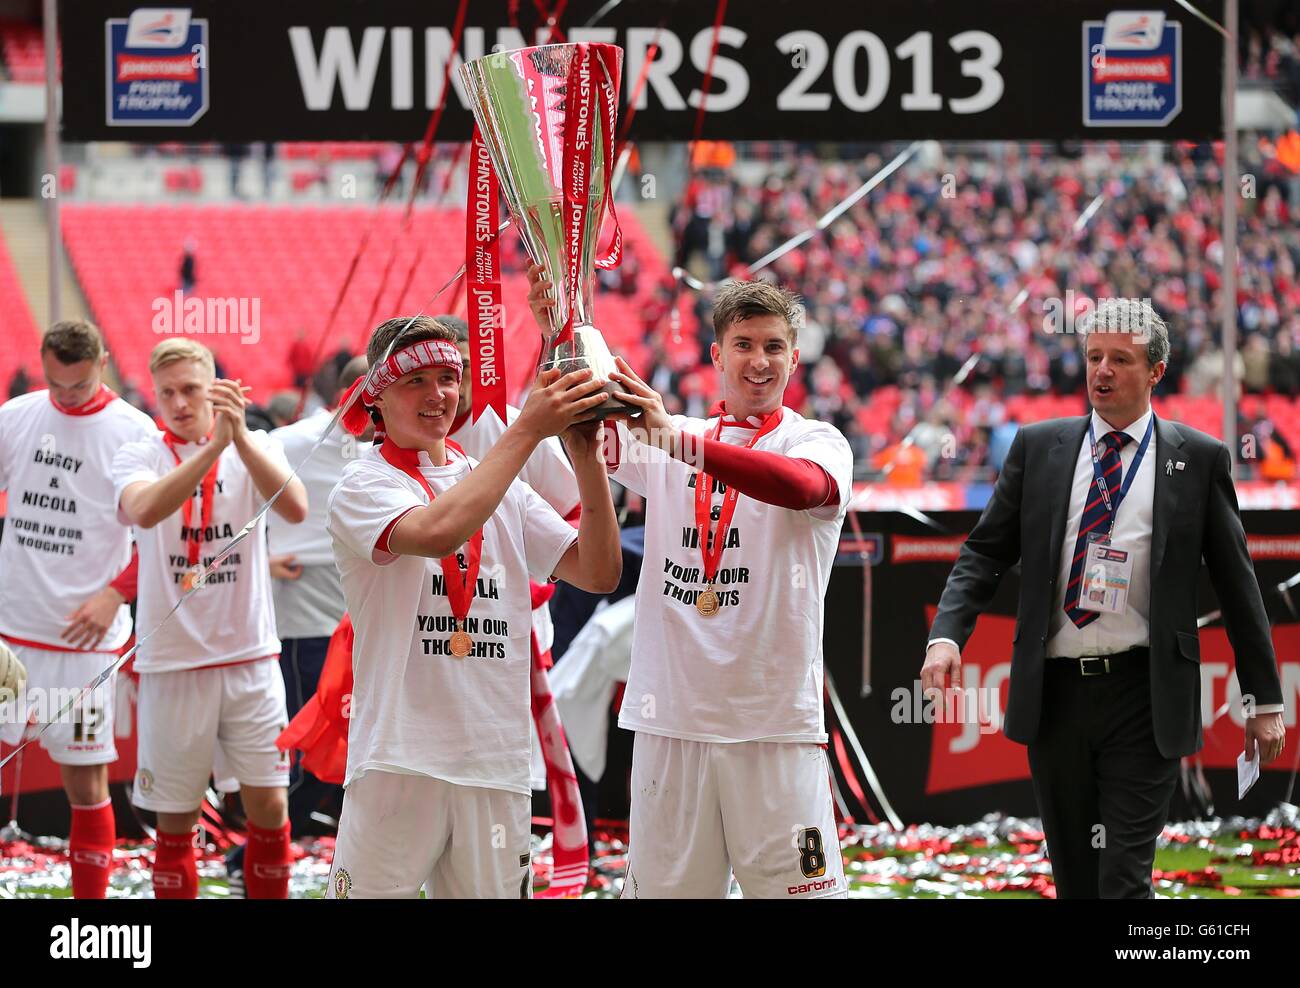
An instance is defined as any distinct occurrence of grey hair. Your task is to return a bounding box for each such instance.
[1077,297,1170,367]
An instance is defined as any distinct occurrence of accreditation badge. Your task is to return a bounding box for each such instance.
[1078,535,1132,615]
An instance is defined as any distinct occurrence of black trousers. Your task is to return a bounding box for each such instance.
[1026,651,1179,899]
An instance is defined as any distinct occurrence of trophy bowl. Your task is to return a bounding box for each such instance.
[460,42,635,419]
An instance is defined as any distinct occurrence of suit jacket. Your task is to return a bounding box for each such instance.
[930,414,1283,759]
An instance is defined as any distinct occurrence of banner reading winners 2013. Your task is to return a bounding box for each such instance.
[61,0,1223,142]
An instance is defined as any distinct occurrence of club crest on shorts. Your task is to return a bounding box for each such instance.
[136,768,154,794]
[333,868,352,899]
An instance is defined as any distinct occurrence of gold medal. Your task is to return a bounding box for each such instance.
[695,586,721,617]
[449,625,473,658]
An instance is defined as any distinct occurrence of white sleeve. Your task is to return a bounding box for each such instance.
[518,481,580,584]
[610,416,684,497]
[270,423,312,472]
[609,421,646,496]
[0,404,12,490]
[112,440,163,524]
[251,430,293,472]
[127,407,160,444]
[785,421,854,521]
[327,469,423,567]
[519,434,581,517]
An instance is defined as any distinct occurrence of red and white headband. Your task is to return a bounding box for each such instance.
[341,339,463,435]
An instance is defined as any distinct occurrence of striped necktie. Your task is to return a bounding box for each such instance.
[1063,430,1133,628]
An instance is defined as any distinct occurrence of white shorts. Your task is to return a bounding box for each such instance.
[623,734,847,899]
[328,770,532,900]
[133,659,289,813]
[0,644,117,766]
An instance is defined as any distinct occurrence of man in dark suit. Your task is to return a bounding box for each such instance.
[923,300,1286,898]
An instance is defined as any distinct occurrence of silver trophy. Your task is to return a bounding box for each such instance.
[460,43,631,417]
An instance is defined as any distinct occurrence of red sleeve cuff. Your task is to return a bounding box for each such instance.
[375,506,419,556]
[109,548,139,603]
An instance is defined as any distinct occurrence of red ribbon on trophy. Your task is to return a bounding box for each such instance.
[463,42,625,420]
[591,44,623,273]
[466,127,508,424]
[559,43,623,347]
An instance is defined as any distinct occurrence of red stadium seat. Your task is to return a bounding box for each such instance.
[0,230,42,390]
[61,204,667,403]
[0,19,58,83]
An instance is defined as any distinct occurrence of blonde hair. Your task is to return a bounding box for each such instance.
[149,338,215,376]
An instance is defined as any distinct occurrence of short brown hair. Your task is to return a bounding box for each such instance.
[432,314,470,345]
[149,338,215,376]
[42,320,105,364]
[337,355,369,393]
[365,315,459,367]
[711,280,803,343]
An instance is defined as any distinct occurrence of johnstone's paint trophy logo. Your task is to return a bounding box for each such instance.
[1083,10,1183,128]
[106,8,209,127]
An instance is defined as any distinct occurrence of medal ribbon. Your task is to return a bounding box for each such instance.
[378,439,483,631]
[693,405,784,585]
[466,126,507,424]
[163,428,218,574]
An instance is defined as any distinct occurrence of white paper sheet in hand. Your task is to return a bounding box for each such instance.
[1237,749,1261,799]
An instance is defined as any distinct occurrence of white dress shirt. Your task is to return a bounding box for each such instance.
[1046,408,1156,658]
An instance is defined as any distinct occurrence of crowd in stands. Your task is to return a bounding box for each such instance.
[659,138,1300,483]
[1243,7,1300,101]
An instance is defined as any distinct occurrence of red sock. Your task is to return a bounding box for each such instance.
[153,830,198,899]
[244,821,291,899]
[69,798,115,899]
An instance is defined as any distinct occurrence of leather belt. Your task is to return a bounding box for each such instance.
[1047,647,1148,677]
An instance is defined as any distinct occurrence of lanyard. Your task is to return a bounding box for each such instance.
[379,440,483,649]
[1087,415,1153,530]
[163,429,218,574]
[693,406,784,586]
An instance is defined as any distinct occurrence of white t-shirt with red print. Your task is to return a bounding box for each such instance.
[0,390,156,652]
[112,431,285,673]
[612,408,852,744]
[327,443,577,794]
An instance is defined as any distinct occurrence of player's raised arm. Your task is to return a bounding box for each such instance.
[549,419,622,593]
[117,424,228,529]
[213,379,308,524]
[611,356,841,512]
[386,367,608,559]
